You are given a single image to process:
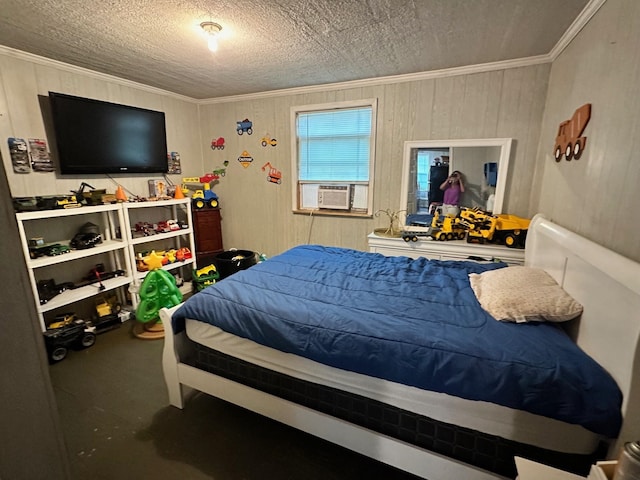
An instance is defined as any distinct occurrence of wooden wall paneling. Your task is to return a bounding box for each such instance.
[534,0,640,262]
[0,51,202,200]
[430,76,456,139]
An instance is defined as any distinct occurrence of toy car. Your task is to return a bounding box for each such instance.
[43,314,96,363]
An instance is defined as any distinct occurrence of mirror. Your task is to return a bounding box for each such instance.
[399,138,512,230]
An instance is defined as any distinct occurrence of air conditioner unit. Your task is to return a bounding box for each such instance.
[318,185,351,210]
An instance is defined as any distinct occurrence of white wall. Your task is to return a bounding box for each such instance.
[0,49,202,200]
[532,0,640,262]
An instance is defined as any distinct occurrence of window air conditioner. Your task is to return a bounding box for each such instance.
[318,185,351,210]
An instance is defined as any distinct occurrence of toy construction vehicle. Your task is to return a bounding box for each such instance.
[43,313,96,363]
[460,208,530,248]
[402,208,466,242]
[193,264,220,292]
[93,295,123,332]
[181,175,220,209]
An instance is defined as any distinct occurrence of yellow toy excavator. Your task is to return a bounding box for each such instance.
[459,207,530,248]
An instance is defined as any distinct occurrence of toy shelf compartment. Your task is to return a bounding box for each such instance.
[121,198,196,308]
[16,203,133,332]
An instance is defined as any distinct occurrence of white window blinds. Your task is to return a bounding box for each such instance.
[297,106,372,182]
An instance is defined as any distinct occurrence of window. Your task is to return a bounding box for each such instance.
[291,99,377,215]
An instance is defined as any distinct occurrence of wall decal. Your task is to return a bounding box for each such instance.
[211,137,225,150]
[261,135,277,147]
[236,119,253,135]
[261,162,282,184]
[238,150,253,168]
[553,103,591,161]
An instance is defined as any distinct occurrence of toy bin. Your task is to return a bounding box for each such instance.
[215,249,257,279]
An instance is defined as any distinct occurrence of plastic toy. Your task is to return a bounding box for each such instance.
[554,103,591,161]
[37,278,75,304]
[402,208,466,242]
[460,207,530,248]
[43,313,96,363]
[211,137,225,150]
[93,295,122,332]
[175,247,192,261]
[70,222,102,249]
[192,185,219,209]
[261,136,277,147]
[236,119,253,135]
[261,162,282,184]
[193,264,220,292]
[29,243,71,258]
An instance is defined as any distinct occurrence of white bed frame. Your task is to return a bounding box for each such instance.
[160,214,640,480]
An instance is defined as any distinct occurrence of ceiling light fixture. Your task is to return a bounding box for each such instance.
[200,21,222,52]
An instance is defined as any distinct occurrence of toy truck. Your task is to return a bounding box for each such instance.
[402,209,466,242]
[192,185,219,209]
[553,103,591,161]
[460,207,530,248]
[43,313,96,363]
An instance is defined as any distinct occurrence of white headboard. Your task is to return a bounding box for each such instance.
[525,214,640,455]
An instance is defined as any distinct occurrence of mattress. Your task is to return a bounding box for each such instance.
[186,318,601,454]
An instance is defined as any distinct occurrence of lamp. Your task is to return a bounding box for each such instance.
[200,21,222,52]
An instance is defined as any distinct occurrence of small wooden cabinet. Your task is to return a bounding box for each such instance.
[192,208,223,267]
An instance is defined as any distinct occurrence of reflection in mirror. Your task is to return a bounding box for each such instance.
[399,139,512,230]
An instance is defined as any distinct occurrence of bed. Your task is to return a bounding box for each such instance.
[160,214,640,480]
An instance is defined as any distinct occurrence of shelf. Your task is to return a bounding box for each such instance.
[122,198,191,209]
[130,227,193,245]
[16,203,121,220]
[37,275,133,314]
[27,239,127,268]
[134,258,195,280]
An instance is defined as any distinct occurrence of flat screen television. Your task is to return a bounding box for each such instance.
[48,92,168,175]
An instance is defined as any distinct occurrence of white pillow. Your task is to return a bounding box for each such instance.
[469,266,583,323]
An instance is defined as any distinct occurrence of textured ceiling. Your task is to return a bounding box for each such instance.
[0,0,590,100]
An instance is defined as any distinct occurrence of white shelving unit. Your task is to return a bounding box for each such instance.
[121,198,196,308]
[16,199,197,331]
[16,204,133,331]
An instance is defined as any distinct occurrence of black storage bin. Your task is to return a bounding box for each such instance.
[215,250,257,279]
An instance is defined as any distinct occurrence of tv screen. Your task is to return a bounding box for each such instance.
[49,92,168,175]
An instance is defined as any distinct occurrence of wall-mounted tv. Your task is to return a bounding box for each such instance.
[48,92,168,175]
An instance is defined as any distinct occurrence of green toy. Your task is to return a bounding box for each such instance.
[135,269,183,324]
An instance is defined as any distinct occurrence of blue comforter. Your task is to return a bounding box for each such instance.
[174,245,622,438]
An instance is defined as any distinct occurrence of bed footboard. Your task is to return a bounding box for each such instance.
[160,305,195,408]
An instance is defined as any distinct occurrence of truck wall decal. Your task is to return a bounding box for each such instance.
[553,103,591,161]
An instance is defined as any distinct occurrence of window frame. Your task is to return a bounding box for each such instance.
[290,98,377,216]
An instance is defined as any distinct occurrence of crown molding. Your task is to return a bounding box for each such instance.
[0,45,197,103]
[549,0,607,60]
[199,55,552,105]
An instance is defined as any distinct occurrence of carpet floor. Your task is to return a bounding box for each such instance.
[49,320,422,479]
